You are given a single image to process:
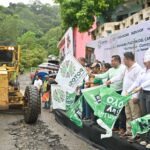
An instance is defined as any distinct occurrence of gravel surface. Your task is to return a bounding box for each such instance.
[7,119,68,150]
[0,73,98,150]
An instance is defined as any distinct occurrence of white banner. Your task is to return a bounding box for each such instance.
[94,20,150,66]
[65,27,74,56]
[51,84,66,110]
[56,54,87,92]
[51,84,76,110]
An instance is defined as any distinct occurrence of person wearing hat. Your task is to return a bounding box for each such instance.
[91,63,101,73]
[126,48,150,148]
[90,63,102,86]
[42,75,50,109]
[86,63,111,86]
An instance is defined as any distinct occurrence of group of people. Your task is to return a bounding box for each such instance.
[33,73,56,111]
[77,49,150,148]
[32,48,150,148]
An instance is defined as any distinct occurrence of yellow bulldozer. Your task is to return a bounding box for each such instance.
[0,46,41,123]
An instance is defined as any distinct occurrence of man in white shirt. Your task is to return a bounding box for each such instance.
[34,75,43,91]
[126,49,150,148]
[106,52,143,136]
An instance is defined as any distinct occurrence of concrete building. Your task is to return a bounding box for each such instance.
[86,1,150,63]
[58,25,96,61]
[95,0,150,38]
[95,7,150,38]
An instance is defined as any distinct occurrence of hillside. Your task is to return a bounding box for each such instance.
[0,1,62,69]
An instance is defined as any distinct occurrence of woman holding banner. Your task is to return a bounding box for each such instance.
[127,48,150,149]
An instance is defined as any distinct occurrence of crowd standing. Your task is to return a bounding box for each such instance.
[32,48,150,149]
[33,72,57,112]
[77,49,150,149]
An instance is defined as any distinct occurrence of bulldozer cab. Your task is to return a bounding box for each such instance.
[0,50,13,63]
[0,46,20,73]
[0,46,21,110]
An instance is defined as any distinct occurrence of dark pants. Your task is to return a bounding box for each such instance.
[44,101,50,109]
[139,90,150,116]
[82,97,91,119]
[75,95,80,102]
[114,107,126,130]
[114,91,126,130]
[139,90,150,142]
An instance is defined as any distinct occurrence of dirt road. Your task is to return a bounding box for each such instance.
[0,74,98,150]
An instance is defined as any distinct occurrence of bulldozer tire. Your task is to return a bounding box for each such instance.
[24,85,40,124]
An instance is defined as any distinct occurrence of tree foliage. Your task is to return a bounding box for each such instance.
[0,1,62,69]
[55,0,123,32]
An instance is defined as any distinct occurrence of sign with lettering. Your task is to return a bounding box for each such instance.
[56,54,87,92]
[93,20,150,66]
[83,86,131,138]
[82,86,102,111]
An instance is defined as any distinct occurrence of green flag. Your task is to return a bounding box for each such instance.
[66,96,83,127]
[96,86,131,129]
[82,86,101,111]
[83,86,131,138]
[131,114,150,138]
[66,92,76,110]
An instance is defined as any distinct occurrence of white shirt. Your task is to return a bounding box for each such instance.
[111,63,143,98]
[127,69,150,92]
[34,79,43,90]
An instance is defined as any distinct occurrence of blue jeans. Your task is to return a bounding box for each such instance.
[82,97,91,118]
[44,101,50,109]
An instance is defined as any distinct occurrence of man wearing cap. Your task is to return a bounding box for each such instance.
[126,49,150,148]
[86,63,111,86]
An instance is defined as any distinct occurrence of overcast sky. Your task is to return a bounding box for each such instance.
[0,0,55,7]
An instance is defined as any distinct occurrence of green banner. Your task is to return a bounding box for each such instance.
[96,86,131,129]
[83,86,131,138]
[66,92,76,110]
[131,114,150,137]
[66,96,83,128]
[82,86,101,111]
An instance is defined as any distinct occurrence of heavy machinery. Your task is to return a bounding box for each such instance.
[0,46,40,123]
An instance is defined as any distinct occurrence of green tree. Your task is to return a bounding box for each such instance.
[17,31,37,49]
[18,31,47,68]
[40,26,62,56]
[55,0,123,32]
[0,2,61,69]
[0,15,23,45]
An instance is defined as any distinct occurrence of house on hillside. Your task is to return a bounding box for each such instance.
[57,23,96,61]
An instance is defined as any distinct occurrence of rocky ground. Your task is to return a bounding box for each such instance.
[7,119,68,150]
[0,73,98,150]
